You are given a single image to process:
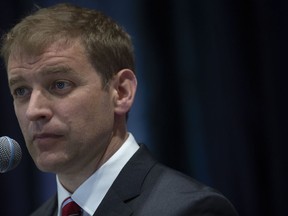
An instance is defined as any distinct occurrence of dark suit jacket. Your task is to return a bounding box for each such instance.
[30,145,238,216]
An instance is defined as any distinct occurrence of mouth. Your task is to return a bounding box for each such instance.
[32,133,64,147]
[33,133,62,140]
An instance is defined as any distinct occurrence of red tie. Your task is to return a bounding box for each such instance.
[61,197,82,216]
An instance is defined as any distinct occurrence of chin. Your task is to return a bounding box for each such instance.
[35,161,59,173]
[34,154,64,173]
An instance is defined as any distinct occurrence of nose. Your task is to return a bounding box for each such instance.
[26,90,53,122]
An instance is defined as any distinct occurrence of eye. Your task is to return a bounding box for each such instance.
[13,87,31,98]
[55,81,67,89]
[54,80,71,89]
[50,80,74,94]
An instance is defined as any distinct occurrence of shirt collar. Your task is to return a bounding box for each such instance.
[56,133,139,216]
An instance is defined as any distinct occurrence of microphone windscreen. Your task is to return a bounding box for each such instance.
[0,136,22,173]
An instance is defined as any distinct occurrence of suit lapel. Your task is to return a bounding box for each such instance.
[93,188,133,216]
[47,195,58,216]
[94,145,156,216]
[30,194,58,216]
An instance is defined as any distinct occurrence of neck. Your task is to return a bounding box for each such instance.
[58,117,128,193]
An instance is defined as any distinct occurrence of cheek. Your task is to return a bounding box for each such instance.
[14,105,29,133]
[70,91,113,120]
[64,94,114,134]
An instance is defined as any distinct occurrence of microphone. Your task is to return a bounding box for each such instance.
[0,136,22,173]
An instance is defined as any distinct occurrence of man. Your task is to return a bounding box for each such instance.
[1,3,238,216]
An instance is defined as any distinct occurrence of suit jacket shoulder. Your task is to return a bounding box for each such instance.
[95,144,239,216]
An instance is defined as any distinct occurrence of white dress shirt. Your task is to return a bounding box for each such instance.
[56,133,139,216]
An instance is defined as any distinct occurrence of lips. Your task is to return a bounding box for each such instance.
[32,133,64,149]
[33,133,63,141]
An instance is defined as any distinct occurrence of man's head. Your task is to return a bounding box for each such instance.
[1,4,137,183]
[1,3,135,85]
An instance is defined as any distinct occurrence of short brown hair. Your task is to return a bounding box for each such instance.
[1,3,135,84]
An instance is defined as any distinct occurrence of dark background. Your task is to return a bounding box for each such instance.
[0,0,287,215]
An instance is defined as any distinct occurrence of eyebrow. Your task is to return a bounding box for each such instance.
[9,76,25,88]
[9,66,76,88]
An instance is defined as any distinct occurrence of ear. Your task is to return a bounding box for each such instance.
[111,69,137,115]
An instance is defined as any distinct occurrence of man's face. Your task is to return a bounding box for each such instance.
[7,41,115,175]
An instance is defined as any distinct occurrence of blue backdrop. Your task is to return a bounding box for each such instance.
[0,1,287,215]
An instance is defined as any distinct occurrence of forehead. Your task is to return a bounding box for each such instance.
[7,40,105,90]
[8,39,86,68]
[6,39,98,88]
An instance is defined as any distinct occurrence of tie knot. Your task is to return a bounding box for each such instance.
[61,197,82,216]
